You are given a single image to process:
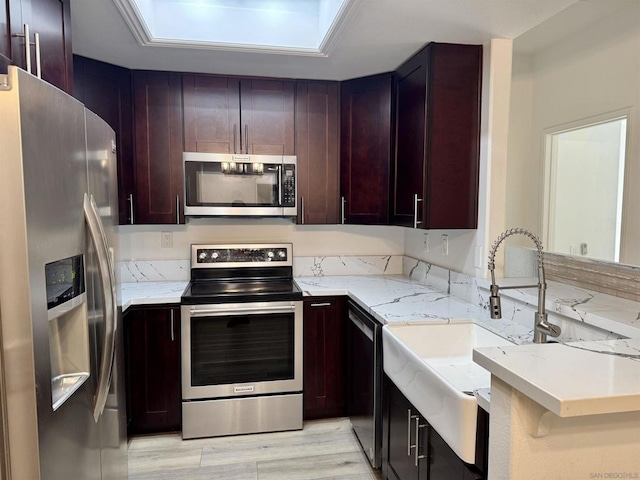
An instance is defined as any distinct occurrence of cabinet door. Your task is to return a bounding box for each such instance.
[240,78,295,155]
[0,0,22,72]
[387,380,420,480]
[340,73,392,225]
[391,48,428,227]
[303,297,346,419]
[73,55,134,225]
[183,74,241,154]
[21,0,72,93]
[295,80,340,225]
[124,306,181,435]
[424,43,482,229]
[133,71,184,224]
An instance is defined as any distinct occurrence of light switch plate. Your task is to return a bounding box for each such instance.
[161,231,173,248]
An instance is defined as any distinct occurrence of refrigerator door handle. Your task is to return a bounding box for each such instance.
[83,193,117,422]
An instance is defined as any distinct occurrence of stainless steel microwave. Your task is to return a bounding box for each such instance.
[183,152,297,217]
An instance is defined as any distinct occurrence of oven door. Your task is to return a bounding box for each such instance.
[181,300,302,400]
[183,152,296,216]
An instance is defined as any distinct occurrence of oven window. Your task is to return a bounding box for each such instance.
[184,160,280,207]
[190,313,294,386]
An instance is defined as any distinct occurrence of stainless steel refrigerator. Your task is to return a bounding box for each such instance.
[0,66,127,479]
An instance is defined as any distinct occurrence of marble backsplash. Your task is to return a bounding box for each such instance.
[119,255,403,282]
[118,254,637,341]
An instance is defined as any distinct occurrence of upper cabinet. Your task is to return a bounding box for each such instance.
[340,73,392,225]
[295,80,340,225]
[73,55,134,225]
[391,43,482,229]
[1,0,72,93]
[183,75,294,155]
[133,71,185,224]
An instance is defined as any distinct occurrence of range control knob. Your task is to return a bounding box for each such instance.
[198,251,208,261]
[278,250,286,259]
[211,252,219,260]
[267,251,275,259]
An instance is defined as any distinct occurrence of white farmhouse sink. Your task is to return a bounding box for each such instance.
[382,322,513,464]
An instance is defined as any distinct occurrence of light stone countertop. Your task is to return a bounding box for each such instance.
[120,281,188,311]
[474,339,640,417]
[119,275,640,417]
[294,275,535,344]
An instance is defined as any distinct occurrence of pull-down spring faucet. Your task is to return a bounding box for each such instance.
[487,228,561,344]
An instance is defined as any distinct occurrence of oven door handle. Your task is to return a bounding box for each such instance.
[189,305,296,317]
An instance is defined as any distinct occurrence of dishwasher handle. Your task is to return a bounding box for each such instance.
[349,312,373,341]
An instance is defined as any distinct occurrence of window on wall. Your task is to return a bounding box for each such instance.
[544,114,628,262]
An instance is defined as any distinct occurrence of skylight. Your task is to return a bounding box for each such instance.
[113,0,355,55]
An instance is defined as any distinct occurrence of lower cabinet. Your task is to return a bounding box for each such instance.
[124,305,182,435]
[303,296,347,419]
[383,376,485,480]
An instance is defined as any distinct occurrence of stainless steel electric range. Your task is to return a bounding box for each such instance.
[180,243,303,439]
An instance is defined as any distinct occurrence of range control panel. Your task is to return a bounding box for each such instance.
[191,244,292,268]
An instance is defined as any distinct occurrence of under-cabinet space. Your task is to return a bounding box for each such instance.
[124,305,181,435]
[303,296,347,419]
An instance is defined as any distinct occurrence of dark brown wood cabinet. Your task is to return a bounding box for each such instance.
[133,70,185,224]
[1,0,72,93]
[303,296,347,420]
[295,80,340,224]
[383,377,486,480]
[73,55,134,225]
[0,0,21,73]
[124,305,181,435]
[183,74,294,155]
[340,73,392,225]
[391,43,482,229]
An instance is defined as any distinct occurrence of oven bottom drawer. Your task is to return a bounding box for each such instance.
[182,394,303,439]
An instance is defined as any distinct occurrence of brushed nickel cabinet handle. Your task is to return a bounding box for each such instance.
[128,193,134,224]
[341,196,346,224]
[34,32,41,79]
[413,193,423,229]
[310,302,331,307]
[170,310,175,342]
[414,416,427,466]
[176,195,180,224]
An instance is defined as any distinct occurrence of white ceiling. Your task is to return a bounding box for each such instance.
[71,0,578,80]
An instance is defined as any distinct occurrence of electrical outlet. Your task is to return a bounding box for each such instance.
[161,231,173,248]
[423,233,429,252]
[442,234,449,256]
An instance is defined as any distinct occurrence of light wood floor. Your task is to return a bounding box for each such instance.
[128,417,383,480]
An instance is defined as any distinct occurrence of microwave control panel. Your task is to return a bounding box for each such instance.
[282,166,296,207]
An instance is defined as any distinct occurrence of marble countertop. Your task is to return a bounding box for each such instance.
[119,274,640,417]
[294,275,535,344]
[120,281,188,311]
[474,339,640,417]
[475,276,640,339]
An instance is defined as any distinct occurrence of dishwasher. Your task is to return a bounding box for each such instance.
[347,299,383,469]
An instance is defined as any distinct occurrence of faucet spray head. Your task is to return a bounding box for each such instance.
[489,284,502,319]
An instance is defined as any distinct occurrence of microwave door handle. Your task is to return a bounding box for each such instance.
[278,165,282,207]
[233,124,237,154]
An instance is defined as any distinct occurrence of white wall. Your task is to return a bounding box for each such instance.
[507,2,640,265]
[118,218,405,260]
